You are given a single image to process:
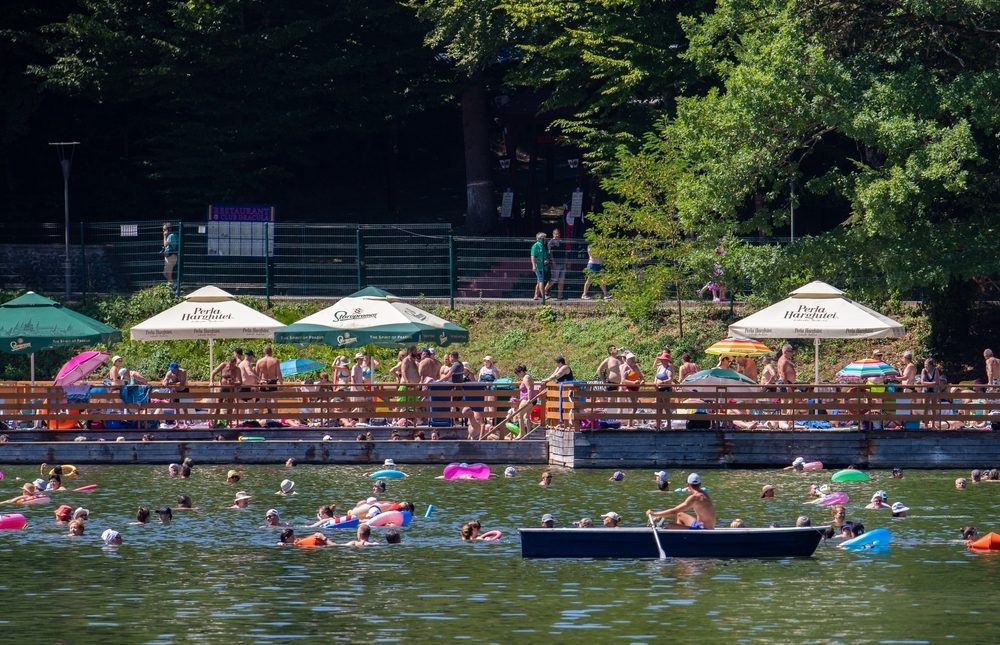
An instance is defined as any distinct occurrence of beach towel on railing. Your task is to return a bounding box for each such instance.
[119,385,151,405]
[62,384,92,403]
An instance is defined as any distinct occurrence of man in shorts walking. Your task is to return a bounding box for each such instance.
[530,232,549,301]
[545,228,568,299]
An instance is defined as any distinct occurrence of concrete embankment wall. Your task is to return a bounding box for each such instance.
[548,429,1000,469]
[0,439,548,465]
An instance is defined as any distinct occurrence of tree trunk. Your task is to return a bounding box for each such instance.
[461,82,495,234]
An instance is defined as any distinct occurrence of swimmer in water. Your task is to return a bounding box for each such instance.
[460,520,482,541]
[54,504,73,523]
[102,529,123,546]
[539,471,553,487]
[176,495,195,510]
[157,506,172,524]
[168,463,180,477]
[132,507,150,525]
[865,491,890,510]
[955,477,968,489]
[761,484,776,499]
[336,524,375,547]
[47,475,64,491]
[264,508,289,528]
[305,505,337,528]
[655,471,669,491]
[278,528,296,545]
[783,457,806,472]
[372,480,386,494]
[293,532,330,547]
[68,519,85,536]
[2,482,43,504]
[226,470,241,484]
[230,491,252,509]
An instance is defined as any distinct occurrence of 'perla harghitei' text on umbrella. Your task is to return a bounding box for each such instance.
[783,306,837,320]
[181,307,233,322]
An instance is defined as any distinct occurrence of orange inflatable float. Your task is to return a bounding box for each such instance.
[968,532,1000,551]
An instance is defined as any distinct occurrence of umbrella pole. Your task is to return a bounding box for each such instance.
[814,337,820,385]
[30,352,35,385]
[209,338,214,378]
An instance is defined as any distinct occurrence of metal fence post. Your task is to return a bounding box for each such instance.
[448,233,455,310]
[175,220,183,295]
[264,221,271,307]
[356,226,364,290]
[79,221,87,301]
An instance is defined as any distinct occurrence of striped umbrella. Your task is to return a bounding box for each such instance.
[704,337,772,357]
[835,359,900,381]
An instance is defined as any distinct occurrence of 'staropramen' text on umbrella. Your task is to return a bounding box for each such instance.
[275,287,467,348]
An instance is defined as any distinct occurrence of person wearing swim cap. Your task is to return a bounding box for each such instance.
[783,457,806,471]
[264,509,289,527]
[610,470,625,482]
[504,466,517,478]
[655,471,669,491]
[101,529,123,546]
[647,473,716,530]
[865,491,890,510]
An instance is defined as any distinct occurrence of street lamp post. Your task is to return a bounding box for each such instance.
[48,142,79,300]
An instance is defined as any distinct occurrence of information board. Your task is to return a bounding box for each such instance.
[206,204,275,257]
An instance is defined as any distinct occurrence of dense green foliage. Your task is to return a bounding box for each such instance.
[589,0,999,371]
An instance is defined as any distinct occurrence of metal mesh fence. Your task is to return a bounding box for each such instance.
[2,221,969,303]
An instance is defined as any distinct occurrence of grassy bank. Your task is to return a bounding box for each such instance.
[1,285,938,384]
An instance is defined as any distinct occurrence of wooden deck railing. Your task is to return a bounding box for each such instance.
[542,381,999,430]
[1,381,997,435]
[0,381,541,438]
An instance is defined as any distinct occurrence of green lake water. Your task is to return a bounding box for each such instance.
[1,464,998,643]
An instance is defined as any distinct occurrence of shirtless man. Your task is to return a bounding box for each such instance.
[776,344,796,386]
[647,472,716,529]
[337,523,375,547]
[985,349,1000,386]
[759,356,777,385]
[596,345,623,387]
[256,345,282,386]
[418,348,441,382]
[739,356,758,382]
[898,351,917,386]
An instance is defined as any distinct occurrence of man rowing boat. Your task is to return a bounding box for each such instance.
[647,473,716,530]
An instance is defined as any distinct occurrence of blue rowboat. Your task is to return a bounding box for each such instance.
[519,526,827,559]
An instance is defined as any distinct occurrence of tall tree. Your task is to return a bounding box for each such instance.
[502,0,709,172]
[407,0,518,233]
[594,0,999,372]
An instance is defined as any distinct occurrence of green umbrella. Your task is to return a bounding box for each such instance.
[275,289,468,348]
[0,291,121,382]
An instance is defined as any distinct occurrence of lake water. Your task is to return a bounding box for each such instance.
[1,464,997,643]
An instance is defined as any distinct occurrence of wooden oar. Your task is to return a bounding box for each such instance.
[648,512,667,560]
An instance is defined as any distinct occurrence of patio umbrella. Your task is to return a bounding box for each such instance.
[275,287,468,348]
[280,358,327,378]
[704,337,772,357]
[0,291,121,383]
[54,350,110,386]
[836,359,900,381]
[130,285,284,373]
[729,281,904,383]
[681,368,758,386]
